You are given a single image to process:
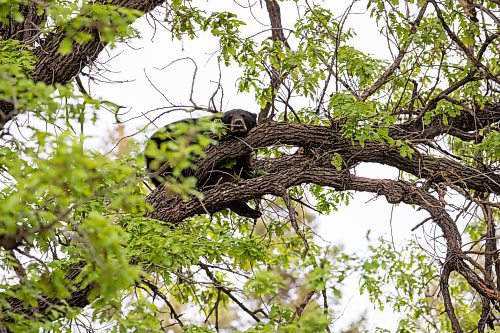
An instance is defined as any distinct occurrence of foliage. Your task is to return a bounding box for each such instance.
[0,0,499,332]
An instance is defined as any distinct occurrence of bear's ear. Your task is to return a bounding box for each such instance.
[250,113,257,119]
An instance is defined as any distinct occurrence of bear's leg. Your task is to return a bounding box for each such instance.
[227,200,261,219]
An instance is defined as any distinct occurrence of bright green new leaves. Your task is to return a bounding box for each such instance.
[336,46,385,89]
[0,0,31,24]
[0,40,102,128]
[55,3,143,54]
[0,40,58,116]
[0,131,147,331]
[0,1,143,55]
[169,4,247,65]
[0,67,57,116]
[123,215,267,273]
[43,2,143,55]
[328,92,396,147]
[0,39,36,74]
[309,184,352,215]
[0,131,145,252]
[360,239,456,332]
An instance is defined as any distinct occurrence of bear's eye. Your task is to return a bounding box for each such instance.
[241,114,246,118]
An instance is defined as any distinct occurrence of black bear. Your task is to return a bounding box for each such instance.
[145,109,260,219]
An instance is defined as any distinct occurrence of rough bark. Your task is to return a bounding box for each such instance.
[0,2,46,42]
[0,0,164,133]
[191,119,500,195]
[259,0,287,122]
[146,144,461,252]
[144,126,500,308]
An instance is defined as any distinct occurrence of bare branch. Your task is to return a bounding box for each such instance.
[259,0,287,122]
[440,265,463,333]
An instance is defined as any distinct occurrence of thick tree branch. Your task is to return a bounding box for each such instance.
[4,149,497,327]
[3,262,93,324]
[0,0,164,134]
[440,265,463,333]
[191,121,500,195]
[0,2,46,43]
[146,157,463,251]
[32,0,163,85]
[478,296,492,333]
[397,101,500,140]
[146,150,500,328]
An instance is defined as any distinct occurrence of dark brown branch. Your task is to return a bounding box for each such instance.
[482,203,498,290]
[4,262,94,323]
[294,291,316,317]
[191,121,500,195]
[5,122,499,328]
[259,0,287,122]
[147,158,464,251]
[0,2,46,43]
[415,73,482,120]
[282,191,309,251]
[264,0,286,44]
[32,0,163,85]
[440,264,463,333]
[477,32,500,61]
[400,100,499,140]
[478,296,494,333]
[146,147,500,324]
[0,0,164,134]
[140,278,184,327]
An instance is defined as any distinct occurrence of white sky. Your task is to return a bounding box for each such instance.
[85,1,432,331]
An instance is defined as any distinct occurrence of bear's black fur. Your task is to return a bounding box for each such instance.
[145,109,260,219]
[221,109,257,137]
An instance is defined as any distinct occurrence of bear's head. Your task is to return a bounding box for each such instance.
[221,109,257,136]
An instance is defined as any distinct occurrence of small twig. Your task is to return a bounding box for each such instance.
[322,288,332,333]
[282,191,309,251]
[411,217,433,232]
[199,262,262,322]
[294,290,316,317]
[140,278,184,327]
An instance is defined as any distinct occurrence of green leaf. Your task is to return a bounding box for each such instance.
[58,38,73,55]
